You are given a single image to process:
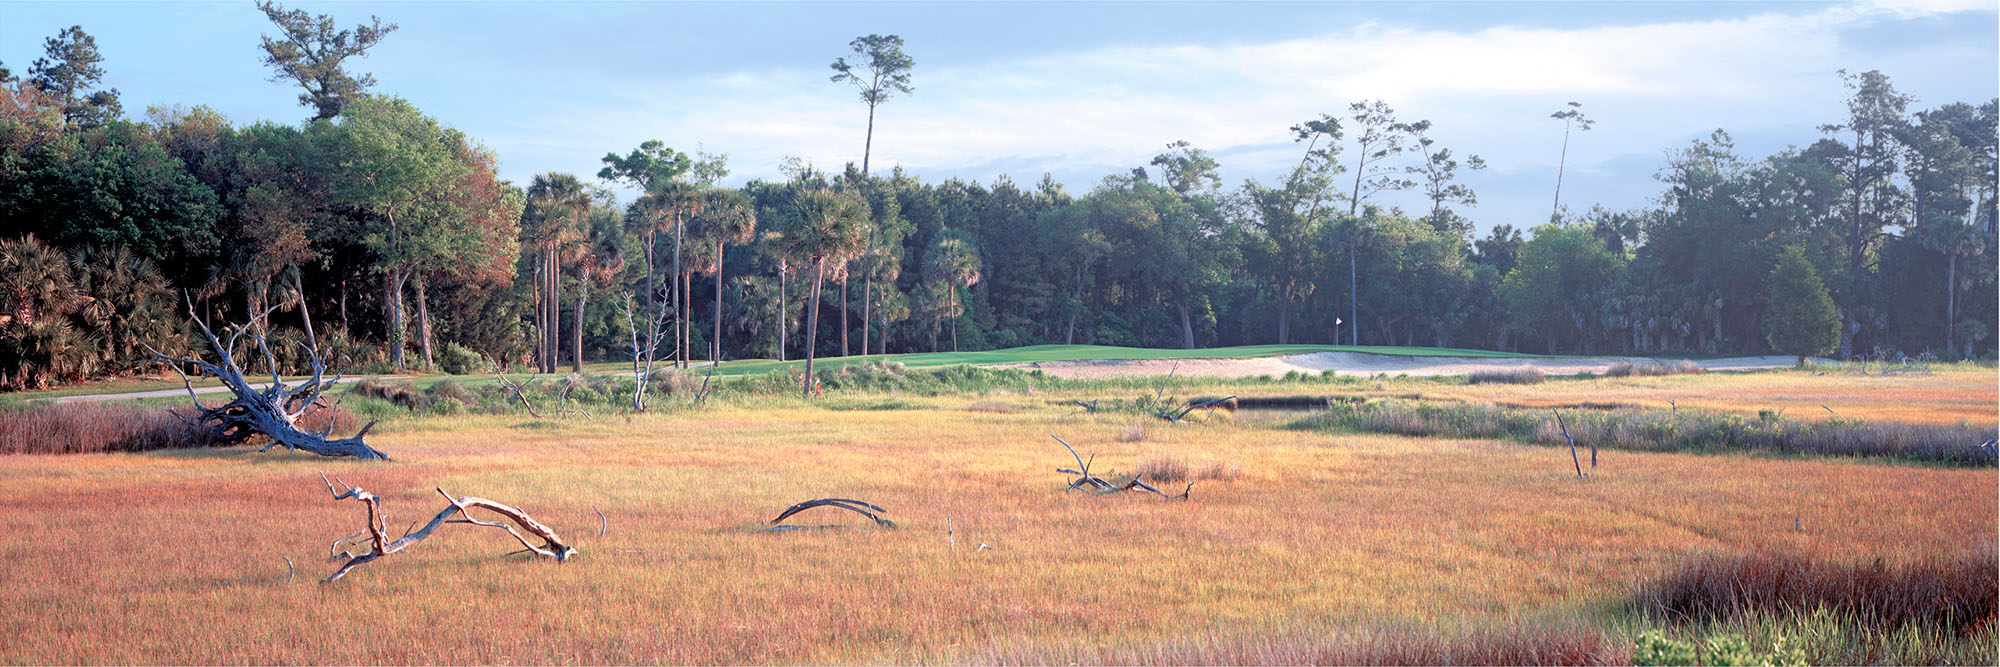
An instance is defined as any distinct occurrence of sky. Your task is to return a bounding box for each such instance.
[2,0,1996,234]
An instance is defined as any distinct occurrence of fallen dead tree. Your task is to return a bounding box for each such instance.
[320,473,576,582]
[1051,435,1191,500]
[146,298,388,460]
[764,497,897,531]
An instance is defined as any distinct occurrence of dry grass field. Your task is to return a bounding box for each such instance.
[0,368,1994,664]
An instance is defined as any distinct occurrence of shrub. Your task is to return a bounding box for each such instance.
[437,342,484,375]
[1468,367,1544,384]
[1633,630,1804,667]
[1606,360,1706,377]
[349,378,430,410]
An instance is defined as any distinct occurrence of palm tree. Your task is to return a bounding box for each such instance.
[689,189,757,363]
[524,173,590,373]
[923,229,982,351]
[778,189,869,397]
[69,246,171,373]
[572,207,625,373]
[0,234,78,330]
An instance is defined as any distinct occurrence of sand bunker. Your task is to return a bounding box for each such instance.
[1007,351,1804,380]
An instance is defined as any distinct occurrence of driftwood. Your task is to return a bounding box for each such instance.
[555,375,594,420]
[764,498,897,531]
[146,296,387,460]
[484,355,542,417]
[1051,435,1191,500]
[1156,395,1236,422]
[1070,398,1100,413]
[320,473,576,582]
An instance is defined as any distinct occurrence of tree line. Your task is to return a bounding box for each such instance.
[0,9,1993,390]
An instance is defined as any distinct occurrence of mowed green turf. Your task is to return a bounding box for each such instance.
[702,343,1539,377]
[1,343,1543,404]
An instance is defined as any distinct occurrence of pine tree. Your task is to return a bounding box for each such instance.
[1763,246,1841,366]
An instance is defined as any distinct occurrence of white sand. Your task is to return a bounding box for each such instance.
[1007,352,1807,379]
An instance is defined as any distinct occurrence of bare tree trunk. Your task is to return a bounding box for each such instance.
[384,270,407,371]
[1277,299,1290,344]
[573,275,588,374]
[776,260,787,362]
[862,268,872,356]
[714,241,725,363]
[1177,299,1195,349]
[1946,252,1957,351]
[292,270,317,348]
[862,103,877,176]
[802,260,826,398]
[950,285,960,352]
[1065,313,1077,345]
[415,274,435,371]
[840,274,849,357]
[673,214,685,370]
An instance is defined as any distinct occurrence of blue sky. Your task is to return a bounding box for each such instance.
[3,0,1995,234]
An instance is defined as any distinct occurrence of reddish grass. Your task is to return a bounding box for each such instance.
[0,401,355,455]
[976,622,1620,665]
[1634,550,1999,633]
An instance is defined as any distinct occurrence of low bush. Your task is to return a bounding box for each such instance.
[437,342,484,375]
[1468,367,1545,384]
[348,378,430,410]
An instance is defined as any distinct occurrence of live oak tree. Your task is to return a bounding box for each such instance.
[256,1,398,121]
[1763,246,1841,367]
[829,34,914,175]
[319,96,484,371]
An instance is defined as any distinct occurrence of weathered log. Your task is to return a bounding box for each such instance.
[147,296,388,460]
[1052,434,1193,500]
[765,497,896,530]
[320,473,576,582]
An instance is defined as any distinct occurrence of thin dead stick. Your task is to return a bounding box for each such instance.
[1553,410,1582,479]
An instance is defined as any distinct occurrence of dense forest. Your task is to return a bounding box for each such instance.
[1,8,1995,390]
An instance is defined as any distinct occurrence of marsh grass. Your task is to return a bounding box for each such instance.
[1,400,355,455]
[1293,399,1998,465]
[1625,551,1999,665]
[975,620,1621,665]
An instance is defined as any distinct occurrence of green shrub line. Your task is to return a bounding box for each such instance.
[1288,398,1999,466]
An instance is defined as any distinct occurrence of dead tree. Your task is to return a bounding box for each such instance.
[146,297,388,460]
[486,355,541,417]
[764,498,896,530]
[320,473,576,582]
[622,294,675,411]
